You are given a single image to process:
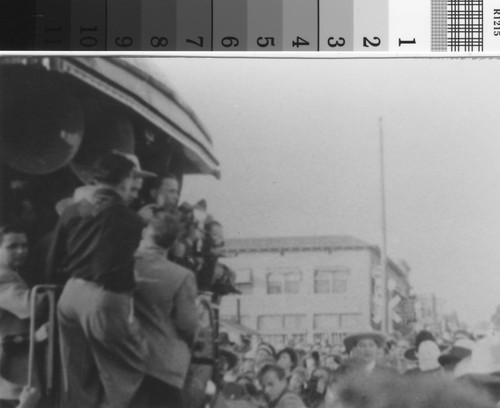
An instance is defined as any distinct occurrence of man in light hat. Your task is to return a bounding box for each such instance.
[46,152,157,408]
[341,331,396,377]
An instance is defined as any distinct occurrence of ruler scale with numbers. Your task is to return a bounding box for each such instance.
[1,0,500,52]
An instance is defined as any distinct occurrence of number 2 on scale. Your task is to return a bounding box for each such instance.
[363,36,380,47]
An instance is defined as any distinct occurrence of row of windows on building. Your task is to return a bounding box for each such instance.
[261,332,348,347]
[235,313,362,332]
[234,267,351,295]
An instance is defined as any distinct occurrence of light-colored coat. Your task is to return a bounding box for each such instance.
[0,266,31,400]
[134,246,199,389]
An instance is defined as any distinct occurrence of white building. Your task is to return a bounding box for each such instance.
[219,236,413,347]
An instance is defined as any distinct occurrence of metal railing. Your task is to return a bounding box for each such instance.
[27,284,61,396]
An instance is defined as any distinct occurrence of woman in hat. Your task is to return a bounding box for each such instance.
[403,330,444,377]
[254,342,277,375]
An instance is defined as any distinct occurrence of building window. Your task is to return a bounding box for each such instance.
[340,314,362,330]
[287,333,306,345]
[262,334,286,346]
[314,314,340,330]
[314,268,350,294]
[283,314,306,331]
[284,272,301,294]
[239,315,254,329]
[267,274,283,294]
[234,268,254,295]
[266,269,302,294]
[258,314,306,332]
[258,315,282,331]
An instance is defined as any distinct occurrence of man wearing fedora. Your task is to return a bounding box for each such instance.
[341,331,396,377]
[46,152,156,408]
[0,224,36,407]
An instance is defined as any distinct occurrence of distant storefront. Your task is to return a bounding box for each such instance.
[219,235,415,347]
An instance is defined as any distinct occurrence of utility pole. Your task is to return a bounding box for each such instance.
[236,298,241,324]
[432,294,438,332]
[379,117,389,334]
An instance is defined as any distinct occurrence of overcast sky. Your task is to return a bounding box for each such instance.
[149,56,500,326]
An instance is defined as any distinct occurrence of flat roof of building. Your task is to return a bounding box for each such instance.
[224,235,409,277]
[225,235,372,252]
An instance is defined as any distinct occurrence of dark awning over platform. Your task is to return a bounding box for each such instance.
[0,56,220,178]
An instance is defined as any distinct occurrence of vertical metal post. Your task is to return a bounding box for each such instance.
[236,298,241,324]
[432,294,438,332]
[379,118,389,334]
[0,163,5,224]
[27,287,39,388]
[46,291,56,394]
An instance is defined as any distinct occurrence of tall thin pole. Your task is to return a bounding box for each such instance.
[379,117,389,334]
[236,298,241,324]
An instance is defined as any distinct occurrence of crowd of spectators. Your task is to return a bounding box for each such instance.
[2,151,500,408]
[213,328,500,408]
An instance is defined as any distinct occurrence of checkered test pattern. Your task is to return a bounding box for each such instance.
[432,0,483,51]
[432,0,447,51]
[447,0,483,51]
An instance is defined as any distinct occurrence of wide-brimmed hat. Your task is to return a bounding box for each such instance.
[219,348,239,371]
[115,152,157,178]
[438,338,474,367]
[404,342,447,362]
[403,347,418,361]
[256,342,276,359]
[343,331,386,353]
[453,336,500,376]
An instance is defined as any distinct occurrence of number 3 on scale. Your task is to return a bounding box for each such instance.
[327,37,345,48]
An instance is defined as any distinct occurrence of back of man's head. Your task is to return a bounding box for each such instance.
[93,152,135,186]
[147,210,180,249]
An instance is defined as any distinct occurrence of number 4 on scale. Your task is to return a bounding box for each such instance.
[292,37,309,48]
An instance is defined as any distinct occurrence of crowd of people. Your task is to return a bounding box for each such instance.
[213,328,500,408]
[1,151,500,408]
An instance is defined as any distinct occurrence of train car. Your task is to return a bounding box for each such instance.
[0,56,221,407]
